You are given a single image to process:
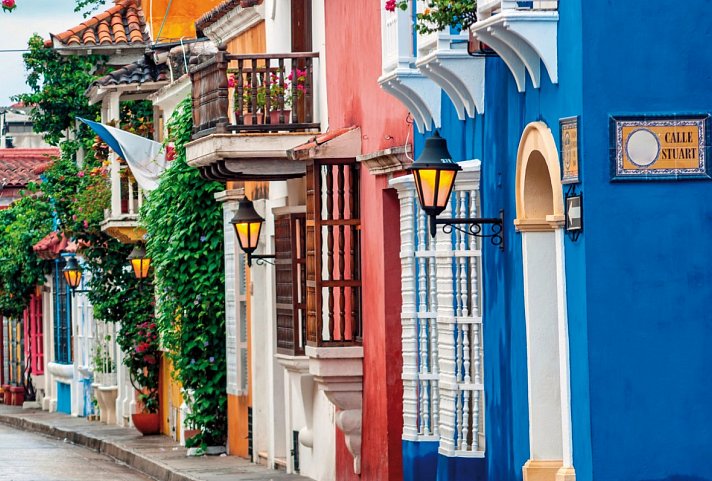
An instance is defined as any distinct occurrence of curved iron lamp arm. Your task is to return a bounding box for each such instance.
[430,209,505,250]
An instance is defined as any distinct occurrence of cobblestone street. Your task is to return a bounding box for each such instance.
[0,423,153,481]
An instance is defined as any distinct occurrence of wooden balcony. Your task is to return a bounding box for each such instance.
[100,165,145,244]
[187,48,321,182]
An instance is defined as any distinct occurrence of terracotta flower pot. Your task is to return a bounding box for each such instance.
[9,386,24,406]
[184,428,200,442]
[242,112,264,125]
[131,412,160,435]
[269,109,291,125]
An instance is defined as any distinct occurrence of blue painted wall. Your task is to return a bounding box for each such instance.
[56,382,71,415]
[407,2,712,481]
[408,0,591,479]
[580,2,712,480]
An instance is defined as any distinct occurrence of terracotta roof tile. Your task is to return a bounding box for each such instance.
[50,0,149,49]
[89,55,169,91]
[0,148,60,187]
[33,232,69,260]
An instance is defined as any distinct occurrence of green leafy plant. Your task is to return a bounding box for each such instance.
[385,0,477,34]
[0,189,54,318]
[14,34,105,146]
[141,97,227,448]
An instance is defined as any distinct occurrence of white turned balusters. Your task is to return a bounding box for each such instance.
[390,162,484,455]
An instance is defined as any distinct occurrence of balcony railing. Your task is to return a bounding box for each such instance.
[108,165,144,219]
[381,2,415,73]
[191,49,320,138]
[477,0,558,19]
[306,160,362,347]
[416,0,470,57]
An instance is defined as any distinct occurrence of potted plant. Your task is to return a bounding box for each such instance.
[118,318,161,435]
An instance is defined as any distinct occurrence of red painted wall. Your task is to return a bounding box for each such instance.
[325,1,409,479]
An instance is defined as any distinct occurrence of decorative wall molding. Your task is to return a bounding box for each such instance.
[379,70,442,134]
[379,4,441,133]
[471,2,559,92]
[203,3,266,46]
[415,5,484,118]
[357,145,412,175]
[306,345,363,474]
[417,49,485,118]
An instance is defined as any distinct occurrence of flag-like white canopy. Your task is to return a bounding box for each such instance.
[78,117,168,191]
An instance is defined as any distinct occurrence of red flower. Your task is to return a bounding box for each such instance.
[384,0,396,12]
[2,0,16,12]
[165,145,176,162]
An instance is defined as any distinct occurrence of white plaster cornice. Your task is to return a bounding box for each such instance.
[203,3,266,46]
[357,145,412,176]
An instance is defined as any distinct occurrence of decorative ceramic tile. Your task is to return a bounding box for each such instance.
[610,114,711,180]
[560,116,580,184]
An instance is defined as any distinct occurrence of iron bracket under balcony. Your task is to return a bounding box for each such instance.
[416,32,485,118]
[471,0,558,92]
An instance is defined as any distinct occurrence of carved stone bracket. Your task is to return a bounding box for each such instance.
[305,346,363,475]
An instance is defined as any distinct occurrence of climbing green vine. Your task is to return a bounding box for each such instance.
[0,188,53,318]
[142,97,227,448]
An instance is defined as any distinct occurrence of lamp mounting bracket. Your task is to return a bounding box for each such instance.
[430,209,505,250]
[247,253,276,267]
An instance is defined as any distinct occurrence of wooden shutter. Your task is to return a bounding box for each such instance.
[275,211,307,356]
[305,159,362,347]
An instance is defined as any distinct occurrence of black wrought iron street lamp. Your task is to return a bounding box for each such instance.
[63,256,84,293]
[127,244,152,280]
[230,196,275,267]
[409,131,504,248]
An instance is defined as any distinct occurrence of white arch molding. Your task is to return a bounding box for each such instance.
[515,122,575,481]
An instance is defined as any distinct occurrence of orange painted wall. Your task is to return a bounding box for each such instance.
[226,22,266,54]
[147,0,224,43]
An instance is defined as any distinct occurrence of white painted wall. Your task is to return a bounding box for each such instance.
[521,231,563,460]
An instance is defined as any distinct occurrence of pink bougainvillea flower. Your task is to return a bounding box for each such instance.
[77,171,85,177]
[2,0,16,12]
[227,75,236,88]
[384,0,396,12]
[83,220,89,229]
[165,145,175,162]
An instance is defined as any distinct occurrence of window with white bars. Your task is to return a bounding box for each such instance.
[224,199,249,396]
[392,160,485,458]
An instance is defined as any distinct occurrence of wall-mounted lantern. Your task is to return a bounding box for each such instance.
[127,245,152,280]
[408,132,504,248]
[230,196,275,267]
[63,256,85,294]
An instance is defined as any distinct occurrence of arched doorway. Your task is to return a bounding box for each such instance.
[514,122,575,481]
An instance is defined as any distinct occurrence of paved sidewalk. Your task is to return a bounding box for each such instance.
[0,405,309,481]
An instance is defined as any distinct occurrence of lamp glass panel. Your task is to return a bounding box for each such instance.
[436,169,457,208]
[64,269,82,289]
[235,221,262,253]
[414,168,438,208]
[131,257,151,279]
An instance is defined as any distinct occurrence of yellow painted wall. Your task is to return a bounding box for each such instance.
[147,0,224,43]
[159,354,183,440]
